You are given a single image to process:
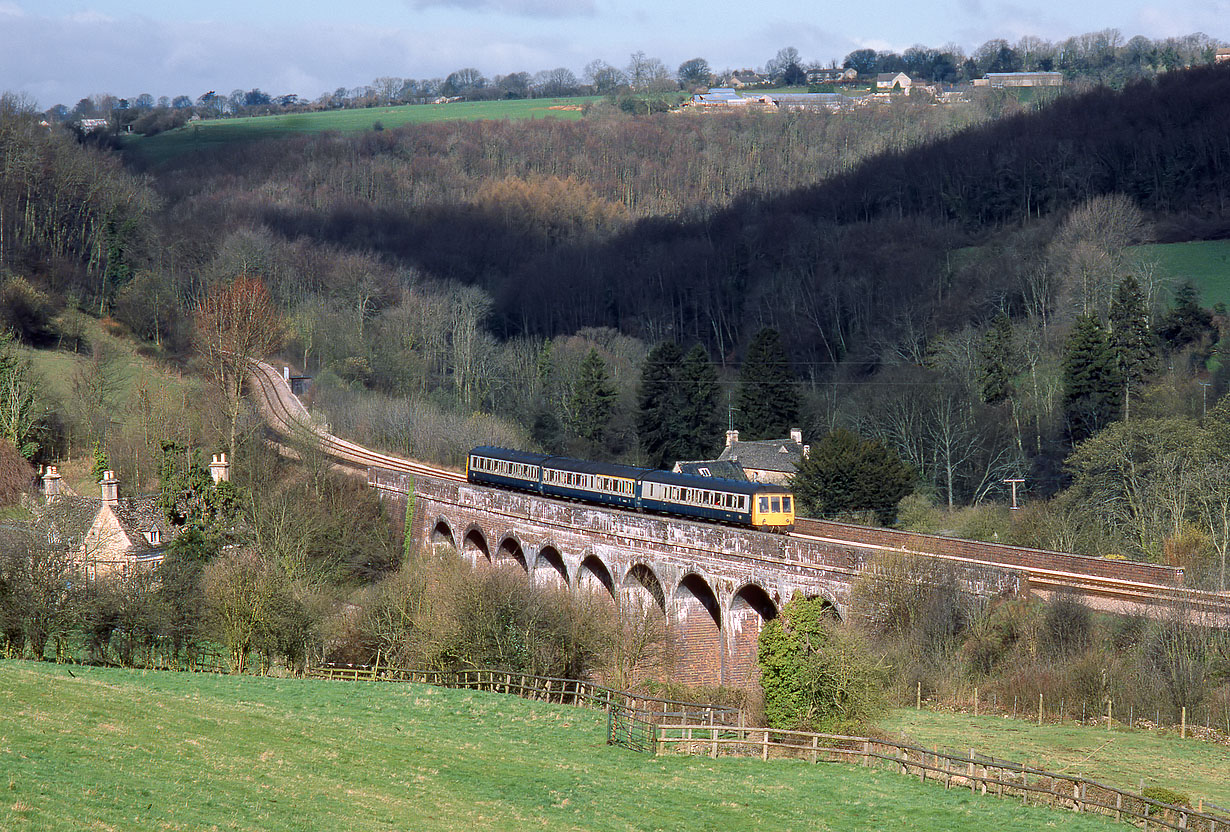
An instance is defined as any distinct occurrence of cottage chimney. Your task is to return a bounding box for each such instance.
[790,427,803,445]
[726,430,739,448]
[100,470,119,505]
[42,466,62,501]
[283,366,290,381]
[209,453,230,484]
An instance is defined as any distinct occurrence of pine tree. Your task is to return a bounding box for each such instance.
[678,343,722,460]
[1062,315,1122,443]
[90,441,111,481]
[979,313,1015,405]
[569,349,617,444]
[636,341,687,468]
[736,328,799,440]
[1108,275,1157,421]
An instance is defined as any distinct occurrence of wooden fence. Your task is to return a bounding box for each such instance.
[306,664,742,731]
[654,724,1230,832]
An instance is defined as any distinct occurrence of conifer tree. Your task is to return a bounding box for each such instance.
[979,313,1015,405]
[636,341,687,468]
[569,349,617,444]
[790,428,914,525]
[736,328,799,440]
[1108,275,1157,421]
[1062,315,1122,443]
[679,343,722,460]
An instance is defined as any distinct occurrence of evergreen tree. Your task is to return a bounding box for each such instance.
[157,442,241,532]
[90,441,111,481]
[790,428,915,525]
[678,343,722,460]
[1108,275,1157,420]
[636,341,687,468]
[569,349,617,444]
[979,312,1015,405]
[736,328,799,440]
[1062,315,1122,443]
[1157,281,1215,351]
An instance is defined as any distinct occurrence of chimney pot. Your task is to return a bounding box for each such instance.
[790,428,803,445]
[42,465,62,501]
[209,452,231,484]
[283,366,290,380]
[726,430,739,447]
[100,470,119,504]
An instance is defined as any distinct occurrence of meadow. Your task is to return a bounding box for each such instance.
[0,662,1121,832]
[124,97,598,165]
[1135,239,1230,308]
[883,708,1230,809]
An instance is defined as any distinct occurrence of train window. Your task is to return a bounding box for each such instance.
[783,496,792,513]
[771,497,781,513]
[758,497,769,513]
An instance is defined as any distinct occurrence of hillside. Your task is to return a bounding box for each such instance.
[0,662,1122,832]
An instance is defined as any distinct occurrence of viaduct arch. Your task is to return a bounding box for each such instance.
[378,469,1018,687]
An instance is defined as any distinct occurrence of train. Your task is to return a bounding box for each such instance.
[466,446,796,532]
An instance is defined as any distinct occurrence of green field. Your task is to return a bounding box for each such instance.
[883,709,1230,808]
[0,662,1121,832]
[125,97,599,165]
[1134,239,1230,308]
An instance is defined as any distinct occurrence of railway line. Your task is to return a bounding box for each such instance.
[247,357,1230,621]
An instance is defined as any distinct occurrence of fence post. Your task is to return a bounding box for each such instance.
[974,687,978,717]
[862,740,871,767]
[710,726,718,759]
[917,681,922,710]
[811,734,819,765]
[969,749,975,794]
[762,730,769,761]
[1108,699,1112,731]
[1115,791,1122,822]
[1181,706,1186,739]
[1038,693,1044,727]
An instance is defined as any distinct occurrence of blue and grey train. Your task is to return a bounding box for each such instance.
[466,446,796,532]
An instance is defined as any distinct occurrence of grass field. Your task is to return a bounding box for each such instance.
[0,662,1122,832]
[124,97,599,166]
[1134,240,1230,309]
[883,709,1230,808]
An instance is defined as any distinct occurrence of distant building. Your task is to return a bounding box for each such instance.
[687,88,750,107]
[875,72,913,91]
[976,71,1064,88]
[728,70,767,88]
[77,118,108,131]
[772,93,850,111]
[1217,48,1230,64]
[806,67,859,84]
[715,429,809,485]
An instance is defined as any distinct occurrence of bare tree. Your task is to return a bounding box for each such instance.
[194,274,285,454]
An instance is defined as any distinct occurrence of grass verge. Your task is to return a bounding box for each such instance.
[1,662,1119,831]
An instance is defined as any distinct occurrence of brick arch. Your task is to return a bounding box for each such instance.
[430,518,456,550]
[622,563,666,616]
[533,544,568,589]
[495,534,528,572]
[727,583,779,688]
[577,554,616,604]
[461,525,490,565]
[801,592,843,621]
[671,573,722,686]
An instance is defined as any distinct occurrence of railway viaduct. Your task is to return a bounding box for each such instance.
[249,358,1230,688]
[369,468,1021,687]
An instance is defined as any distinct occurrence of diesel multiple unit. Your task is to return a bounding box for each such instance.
[466,446,795,531]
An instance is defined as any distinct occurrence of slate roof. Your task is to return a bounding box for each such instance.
[110,496,171,553]
[673,460,748,480]
[717,437,806,473]
[33,494,171,555]
[773,93,849,109]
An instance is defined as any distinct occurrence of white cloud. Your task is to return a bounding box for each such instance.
[0,2,25,16]
[407,0,596,17]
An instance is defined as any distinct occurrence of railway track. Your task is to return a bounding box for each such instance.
[245,358,464,483]
[247,357,1229,621]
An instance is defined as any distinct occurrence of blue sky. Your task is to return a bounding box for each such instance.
[1,0,1226,107]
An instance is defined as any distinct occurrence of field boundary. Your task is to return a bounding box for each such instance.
[653,723,1230,831]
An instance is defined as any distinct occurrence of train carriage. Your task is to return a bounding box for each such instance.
[466,446,795,532]
[539,456,647,510]
[466,446,548,492]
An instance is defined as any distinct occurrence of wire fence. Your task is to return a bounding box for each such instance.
[652,724,1230,832]
[898,683,1230,742]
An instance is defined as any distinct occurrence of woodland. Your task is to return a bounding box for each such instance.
[1,59,1230,728]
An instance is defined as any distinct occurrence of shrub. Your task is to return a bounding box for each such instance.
[1142,786,1190,808]
[758,595,888,732]
[1042,594,1093,657]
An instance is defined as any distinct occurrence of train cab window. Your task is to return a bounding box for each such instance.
[771,497,781,513]
[758,496,769,513]
[782,496,792,513]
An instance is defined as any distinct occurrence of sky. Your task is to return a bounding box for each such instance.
[1,0,1227,108]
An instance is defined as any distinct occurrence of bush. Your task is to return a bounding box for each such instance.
[758,596,887,732]
[1042,595,1093,657]
[1142,786,1190,808]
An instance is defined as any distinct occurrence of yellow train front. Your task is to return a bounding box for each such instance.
[748,485,796,532]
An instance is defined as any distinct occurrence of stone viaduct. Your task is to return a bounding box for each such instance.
[370,469,1019,687]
